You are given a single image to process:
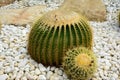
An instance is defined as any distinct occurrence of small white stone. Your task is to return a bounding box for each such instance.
[46,71,53,79]
[41,71,46,75]
[92,78,98,80]
[25,64,30,68]
[46,66,50,71]
[26,73,34,80]
[35,68,41,75]
[0,71,4,75]
[30,71,35,75]
[50,75,56,80]
[19,54,26,59]
[0,74,8,80]
[14,62,18,67]
[110,77,116,80]
[55,68,59,73]
[99,70,104,78]
[111,67,117,72]
[103,66,109,70]
[16,71,23,80]
[57,70,63,76]
[0,62,3,69]
[18,59,27,67]
[9,43,15,48]
[38,75,46,80]
[0,56,5,60]
[58,76,64,80]
[14,67,19,72]
[50,74,60,80]
[112,73,118,78]
[39,64,46,72]
[25,67,30,72]
[18,47,26,54]
[63,73,68,79]
[8,73,13,78]
[21,76,27,80]
[5,67,12,73]
[50,67,55,71]
[29,63,35,70]
[11,73,16,80]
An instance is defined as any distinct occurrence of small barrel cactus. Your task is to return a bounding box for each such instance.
[63,47,97,80]
[28,9,93,66]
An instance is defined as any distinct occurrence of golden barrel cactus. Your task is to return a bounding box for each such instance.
[27,9,93,66]
[63,47,97,80]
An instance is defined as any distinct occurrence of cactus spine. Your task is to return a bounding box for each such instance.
[63,47,97,80]
[28,9,93,66]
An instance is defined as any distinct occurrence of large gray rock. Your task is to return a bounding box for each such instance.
[0,0,15,6]
[60,0,107,21]
[0,5,46,25]
[0,0,106,25]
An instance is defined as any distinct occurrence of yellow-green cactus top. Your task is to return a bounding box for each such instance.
[63,47,97,80]
[40,9,85,26]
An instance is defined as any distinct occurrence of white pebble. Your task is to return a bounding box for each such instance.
[112,73,118,78]
[38,75,46,80]
[50,74,61,80]
[5,67,12,73]
[18,59,27,67]
[63,73,68,79]
[15,71,23,80]
[0,71,4,75]
[35,68,41,75]
[55,68,59,73]
[0,74,8,80]
[46,66,50,71]
[46,71,53,79]
[0,62,3,69]
[21,76,27,80]
[26,73,34,80]
[57,70,63,76]
[50,67,55,71]
[39,64,46,72]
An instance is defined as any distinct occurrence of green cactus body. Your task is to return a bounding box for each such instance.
[28,9,93,66]
[63,47,97,80]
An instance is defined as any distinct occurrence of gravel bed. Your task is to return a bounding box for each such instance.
[0,0,120,80]
[0,0,64,10]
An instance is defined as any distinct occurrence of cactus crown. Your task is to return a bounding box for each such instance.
[75,53,92,67]
[40,9,87,26]
[63,47,97,80]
